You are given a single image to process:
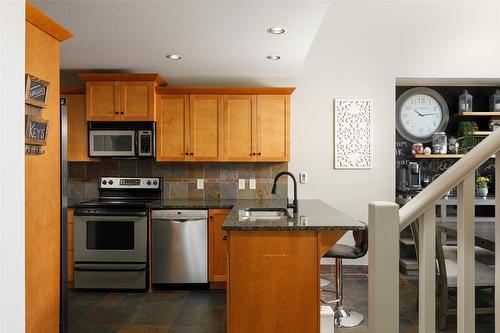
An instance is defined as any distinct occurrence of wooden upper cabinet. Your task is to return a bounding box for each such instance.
[155,87,293,162]
[120,81,155,121]
[222,95,257,162]
[189,95,222,161]
[86,81,119,121]
[63,93,97,162]
[157,95,189,161]
[80,73,166,121]
[257,95,290,161]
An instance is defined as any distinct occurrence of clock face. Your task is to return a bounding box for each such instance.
[400,94,443,138]
[396,88,449,143]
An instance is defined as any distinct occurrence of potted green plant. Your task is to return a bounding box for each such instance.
[476,176,490,198]
[458,121,479,153]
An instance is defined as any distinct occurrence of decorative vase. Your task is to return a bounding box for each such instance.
[477,187,488,199]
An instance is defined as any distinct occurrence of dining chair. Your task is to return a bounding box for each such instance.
[410,221,495,330]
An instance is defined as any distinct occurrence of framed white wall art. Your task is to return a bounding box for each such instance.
[334,99,373,169]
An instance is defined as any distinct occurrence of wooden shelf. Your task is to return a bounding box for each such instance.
[453,112,500,117]
[414,153,495,159]
[473,131,493,136]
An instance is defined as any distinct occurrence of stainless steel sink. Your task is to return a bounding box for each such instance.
[239,208,291,220]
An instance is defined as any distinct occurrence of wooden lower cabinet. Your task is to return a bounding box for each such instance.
[67,208,74,287]
[226,230,346,333]
[208,209,231,285]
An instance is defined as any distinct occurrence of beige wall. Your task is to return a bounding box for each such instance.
[288,1,500,261]
[0,1,25,332]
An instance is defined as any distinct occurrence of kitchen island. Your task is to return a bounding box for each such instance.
[222,199,364,333]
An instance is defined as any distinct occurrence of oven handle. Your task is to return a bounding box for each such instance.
[74,210,147,217]
[74,264,146,272]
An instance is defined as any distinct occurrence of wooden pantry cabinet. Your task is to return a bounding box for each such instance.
[62,91,98,162]
[156,88,293,162]
[80,73,166,121]
[208,209,231,284]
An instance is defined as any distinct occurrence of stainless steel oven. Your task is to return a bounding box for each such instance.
[72,176,162,290]
[88,122,155,158]
[73,208,148,289]
[74,211,147,263]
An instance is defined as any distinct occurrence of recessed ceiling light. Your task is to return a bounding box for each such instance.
[266,55,281,60]
[166,54,182,60]
[268,27,286,34]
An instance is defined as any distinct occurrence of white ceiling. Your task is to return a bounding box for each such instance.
[32,0,330,83]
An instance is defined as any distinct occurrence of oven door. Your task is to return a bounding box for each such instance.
[74,213,147,262]
[89,130,136,157]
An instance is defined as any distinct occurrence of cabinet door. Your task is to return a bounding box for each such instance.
[189,95,222,161]
[209,209,230,283]
[157,95,189,161]
[222,95,257,161]
[256,95,290,161]
[64,94,97,162]
[120,81,155,121]
[86,81,119,121]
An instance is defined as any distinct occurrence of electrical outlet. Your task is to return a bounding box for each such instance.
[249,179,256,189]
[299,172,308,184]
[300,216,309,226]
[238,179,246,190]
[197,179,204,190]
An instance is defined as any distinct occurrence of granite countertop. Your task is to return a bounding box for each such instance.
[70,198,365,232]
[221,199,365,231]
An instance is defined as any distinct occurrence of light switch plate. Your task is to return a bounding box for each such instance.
[239,179,246,190]
[249,179,256,189]
[299,172,308,184]
[197,179,204,190]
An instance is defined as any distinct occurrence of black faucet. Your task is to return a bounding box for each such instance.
[271,171,298,214]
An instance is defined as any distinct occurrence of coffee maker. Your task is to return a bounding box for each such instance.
[407,162,421,189]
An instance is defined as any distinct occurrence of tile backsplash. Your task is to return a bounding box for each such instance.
[68,160,288,202]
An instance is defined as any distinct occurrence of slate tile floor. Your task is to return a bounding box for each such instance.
[69,290,226,333]
[69,273,494,333]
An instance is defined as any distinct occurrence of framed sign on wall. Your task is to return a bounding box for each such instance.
[25,74,50,108]
[25,115,49,146]
[334,99,373,169]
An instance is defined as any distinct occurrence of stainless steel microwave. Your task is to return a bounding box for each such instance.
[88,122,155,158]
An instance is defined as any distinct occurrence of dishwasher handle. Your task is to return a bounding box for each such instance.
[152,210,208,220]
[159,218,205,224]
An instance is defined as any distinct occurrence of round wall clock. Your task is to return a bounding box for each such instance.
[396,87,449,143]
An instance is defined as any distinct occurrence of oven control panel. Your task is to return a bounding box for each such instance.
[99,177,161,189]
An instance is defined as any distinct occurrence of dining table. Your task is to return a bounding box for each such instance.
[437,221,495,252]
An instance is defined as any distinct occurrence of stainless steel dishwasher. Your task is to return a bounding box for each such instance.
[152,210,208,284]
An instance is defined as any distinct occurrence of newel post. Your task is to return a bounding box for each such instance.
[368,201,400,333]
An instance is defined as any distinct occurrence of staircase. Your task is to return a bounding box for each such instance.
[368,128,500,333]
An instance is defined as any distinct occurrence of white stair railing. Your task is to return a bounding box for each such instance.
[369,128,500,333]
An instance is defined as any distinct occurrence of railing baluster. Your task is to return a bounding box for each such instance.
[495,150,500,333]
[419,208,436,333]
[368,201,399,333]
[457,173,476,333]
